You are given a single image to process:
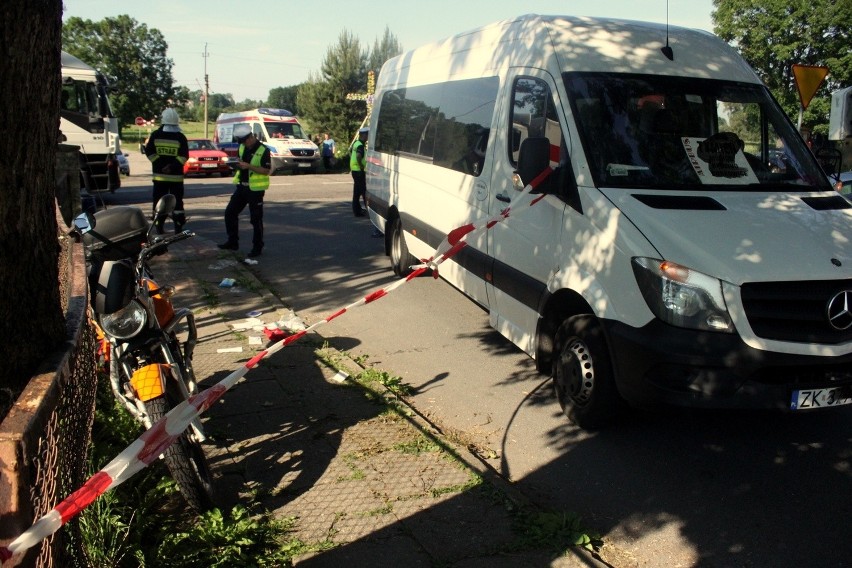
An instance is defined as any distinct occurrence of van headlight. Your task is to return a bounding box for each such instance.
[632,258,734,332]
[99,300,147,339]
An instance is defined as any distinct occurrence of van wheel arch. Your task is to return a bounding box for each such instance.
[535,289,593,374]
[384,208,401,257]
[388,212,416,277]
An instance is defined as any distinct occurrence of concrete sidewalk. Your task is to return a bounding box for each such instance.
[154,232,612,567]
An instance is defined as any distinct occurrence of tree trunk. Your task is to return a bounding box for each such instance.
[0,1,65,395]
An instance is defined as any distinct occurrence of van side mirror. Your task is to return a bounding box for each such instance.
[516,137,551,193]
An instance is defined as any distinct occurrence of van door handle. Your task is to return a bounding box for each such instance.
[496,192,511,203]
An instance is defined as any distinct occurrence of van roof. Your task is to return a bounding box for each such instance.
[216,108,299,124]
[378,14,758,88]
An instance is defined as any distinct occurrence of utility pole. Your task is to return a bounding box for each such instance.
[203,43,210,139]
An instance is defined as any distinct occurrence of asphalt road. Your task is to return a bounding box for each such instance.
[108,151,852,567]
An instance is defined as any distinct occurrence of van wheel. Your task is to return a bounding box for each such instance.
[553,315,622,429]
[390,217,415,277]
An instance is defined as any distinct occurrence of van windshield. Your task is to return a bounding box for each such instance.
[565,73,829,191]
[266,122,306,140]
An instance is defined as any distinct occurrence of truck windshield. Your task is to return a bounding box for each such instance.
[565,73,829,191]
[61,79,111,132]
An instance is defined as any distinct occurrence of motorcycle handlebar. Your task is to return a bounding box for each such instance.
[138,230,195,265]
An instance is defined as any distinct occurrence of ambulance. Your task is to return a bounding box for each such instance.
[214,108,320,174]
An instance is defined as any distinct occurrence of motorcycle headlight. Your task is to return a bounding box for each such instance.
[99,300,147,339]
[632,258,734,333]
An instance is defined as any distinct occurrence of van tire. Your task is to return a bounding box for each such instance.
[553,315,622,429]
[390,217,415,277]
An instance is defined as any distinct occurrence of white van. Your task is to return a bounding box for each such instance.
[214,108,320,173]
[365,15,852,428]
[60,51,121,192]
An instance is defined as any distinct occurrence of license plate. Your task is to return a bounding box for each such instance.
[790,387,852,410]
[202,163,216,168]
[298,162,311,168]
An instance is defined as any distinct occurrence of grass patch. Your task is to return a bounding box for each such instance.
[79,373,307,566]
[338,453,367,481]
[354,367,412,397]
[512,510,602,554]
[392,434,440,455]
[429,473,483,498]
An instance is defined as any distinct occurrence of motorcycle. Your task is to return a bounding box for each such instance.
[74,195,215,511]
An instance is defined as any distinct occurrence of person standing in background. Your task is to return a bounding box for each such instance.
[218,124,272,258]
[350,127,369,216]
[145,108,188,233]
[321,132,336,172]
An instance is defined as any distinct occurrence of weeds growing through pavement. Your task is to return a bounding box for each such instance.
[78,373,304,567]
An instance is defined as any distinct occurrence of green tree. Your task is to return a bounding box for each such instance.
[207,93,236,121]
[369,26,403,74]
[266,85,300,114]
[298,28,402,150]
[1,1,65,396]
[298,29,367,145]
[62,15,177,126]
[713,0,852,135]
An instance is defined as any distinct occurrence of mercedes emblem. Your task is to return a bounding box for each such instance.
[827,290,852,331]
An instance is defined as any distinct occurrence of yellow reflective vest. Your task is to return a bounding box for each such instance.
[232,143,270,191]
[350,140,365,172]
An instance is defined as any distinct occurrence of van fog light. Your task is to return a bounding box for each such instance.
[706,314,731,330]
[632,257,734,333]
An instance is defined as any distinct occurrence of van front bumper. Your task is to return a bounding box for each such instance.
[603,318,852,410]
[270,155,319,174]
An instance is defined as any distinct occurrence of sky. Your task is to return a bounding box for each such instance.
[62,0,716,102]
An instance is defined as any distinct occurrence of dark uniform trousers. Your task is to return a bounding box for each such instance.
[224,184,264,251]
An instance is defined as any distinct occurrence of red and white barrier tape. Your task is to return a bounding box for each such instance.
[0,166,552,563]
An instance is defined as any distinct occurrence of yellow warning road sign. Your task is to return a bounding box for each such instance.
[792,64,829,110]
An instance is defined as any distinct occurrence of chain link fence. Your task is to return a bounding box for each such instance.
[0,218,97,567]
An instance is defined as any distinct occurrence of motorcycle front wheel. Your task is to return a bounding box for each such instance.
[144,396,216,512]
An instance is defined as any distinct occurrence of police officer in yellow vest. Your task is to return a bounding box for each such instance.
[350,127,369,217]
[218,124,271,257]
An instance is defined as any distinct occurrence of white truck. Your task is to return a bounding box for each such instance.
[60,51,121,192]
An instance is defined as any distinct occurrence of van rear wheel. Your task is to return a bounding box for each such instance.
[390,217,415,277]
[553,315,622,429]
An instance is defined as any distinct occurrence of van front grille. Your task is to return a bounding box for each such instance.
[741,280,852,344]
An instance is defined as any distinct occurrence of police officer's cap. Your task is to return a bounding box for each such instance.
[358,127,369,135]
[233,124,253,143]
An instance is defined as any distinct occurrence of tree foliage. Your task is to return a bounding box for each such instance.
[369,26,403,73]
[266,86,300,115]
[712,0,852,135]
[62,15,177,126]
[297,28,402,149]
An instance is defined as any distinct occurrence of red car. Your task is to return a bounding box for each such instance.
[184,138,231,177]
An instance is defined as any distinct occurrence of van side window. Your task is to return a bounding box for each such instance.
[510,77,562,168]
[374,77,498,176]
[252,123,265,142]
